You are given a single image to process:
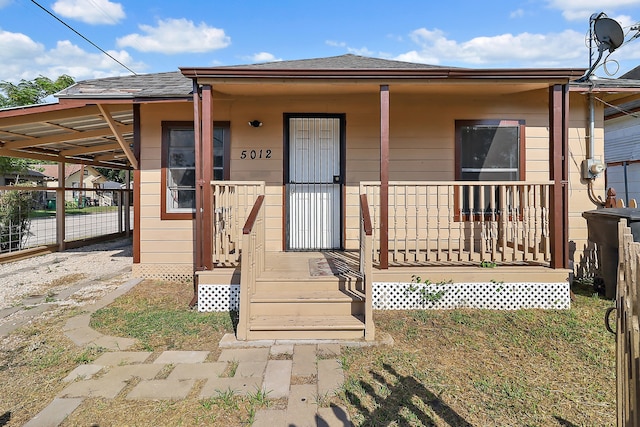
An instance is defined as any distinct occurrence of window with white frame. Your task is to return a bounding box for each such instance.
[162,121,230,219]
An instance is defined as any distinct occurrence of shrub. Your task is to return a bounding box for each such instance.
[0,187,35,252]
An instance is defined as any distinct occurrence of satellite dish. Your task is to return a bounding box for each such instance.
[578,13,625,82]
[594,17,624,52]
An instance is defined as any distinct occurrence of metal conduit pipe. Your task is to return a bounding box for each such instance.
[589,92,595,161]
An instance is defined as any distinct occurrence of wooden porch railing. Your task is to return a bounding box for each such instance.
[360,181,553,267]
[211,181,265,266]
[359,194,374,341]
[236,195,266,341]
[613,219,640,426]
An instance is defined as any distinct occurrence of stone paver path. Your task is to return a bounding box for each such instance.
[27,340,353,427]
[21,278,394,426]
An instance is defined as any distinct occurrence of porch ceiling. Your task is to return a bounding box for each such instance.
[0,102,134,170]
[204,80,554,97]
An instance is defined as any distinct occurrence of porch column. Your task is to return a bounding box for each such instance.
[549,84,569,269]
[194,83,214,272]
[380,85,389,269]
[201,85,214,270]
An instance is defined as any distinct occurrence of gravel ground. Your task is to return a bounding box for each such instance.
[0,238,133,333]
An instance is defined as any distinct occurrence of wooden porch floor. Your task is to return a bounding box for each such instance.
[260,251,362,281]
[199,250,569,285]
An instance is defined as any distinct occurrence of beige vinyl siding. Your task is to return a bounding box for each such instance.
[567,94,604,274]
[134,88,606,277]
[138,102,194,268]
[263,187,283,252]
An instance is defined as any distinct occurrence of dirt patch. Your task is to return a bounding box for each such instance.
[291,374,317,385]
[0,311,95,426]
[0,238,132,311]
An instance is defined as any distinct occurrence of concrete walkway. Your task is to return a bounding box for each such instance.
[22,278,393,426]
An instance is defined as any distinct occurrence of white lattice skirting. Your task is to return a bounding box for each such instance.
[198,285,240,312]
[198,282,570,312]
[373,282,570,310]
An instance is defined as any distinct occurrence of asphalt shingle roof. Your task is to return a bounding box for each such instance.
[216,54,447,70]
[57,55,445,99]
[621,65,640,80]
[57,71,193,99]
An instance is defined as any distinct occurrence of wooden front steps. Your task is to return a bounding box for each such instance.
[245,252,367,340]
[247,314,365,340]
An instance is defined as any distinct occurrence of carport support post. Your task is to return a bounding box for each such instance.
[124,169,131,237]
[56,162,65,251]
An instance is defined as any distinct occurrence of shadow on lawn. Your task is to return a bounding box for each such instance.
[345,363,473,426]
[0,412,11,427]
[554,416,580,427]
[229,310,239,333]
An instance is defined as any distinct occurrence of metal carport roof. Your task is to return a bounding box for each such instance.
[0,70,194,170]
[0,101,135,170]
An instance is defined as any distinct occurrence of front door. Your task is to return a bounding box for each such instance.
[286,115,343,250]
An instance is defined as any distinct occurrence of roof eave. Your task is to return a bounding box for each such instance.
[180,67,587,81]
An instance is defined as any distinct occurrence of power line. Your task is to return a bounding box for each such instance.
[86,0,120,25]
[30,0,137,76]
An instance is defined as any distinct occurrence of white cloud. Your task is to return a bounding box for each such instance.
[347,47,375,56]
[326,40,347,48]
[510,9,525,18]
[0,0,13,9]
[52,0,125,25]
[117,18,230,54]
[546,0,640,21]
[0,30,144,82]
[250,52,281,63]
[326,41,374,56]
[395,27,587,68]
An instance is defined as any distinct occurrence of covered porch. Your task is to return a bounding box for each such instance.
[182,57,576,341]
[197,179,570,341]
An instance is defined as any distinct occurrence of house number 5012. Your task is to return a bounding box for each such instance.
[240,149,272,159]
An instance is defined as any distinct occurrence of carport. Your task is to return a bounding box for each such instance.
[0,100,135,258]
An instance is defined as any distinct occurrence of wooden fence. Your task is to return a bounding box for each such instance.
[605,187,638,208]
[614,219,640,426]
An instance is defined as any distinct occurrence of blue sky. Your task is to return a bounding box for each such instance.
[1,0,640,83]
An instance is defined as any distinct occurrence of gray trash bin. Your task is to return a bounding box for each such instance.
[582,208,640,299]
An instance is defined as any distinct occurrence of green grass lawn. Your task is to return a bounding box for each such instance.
[17,281,616,427]
[340,283,616,426]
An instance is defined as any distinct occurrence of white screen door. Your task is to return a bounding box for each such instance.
[287,117,341,250]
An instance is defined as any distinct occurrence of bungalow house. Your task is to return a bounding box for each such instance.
[0,168,50,186]
[0,54,637,341]
[35,163,108,206]
[0,168,52,209]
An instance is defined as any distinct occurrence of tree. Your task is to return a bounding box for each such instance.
[0,74,75,108]
[0,157,28,176]
[0,75,75,175]
[96,167,127,184]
